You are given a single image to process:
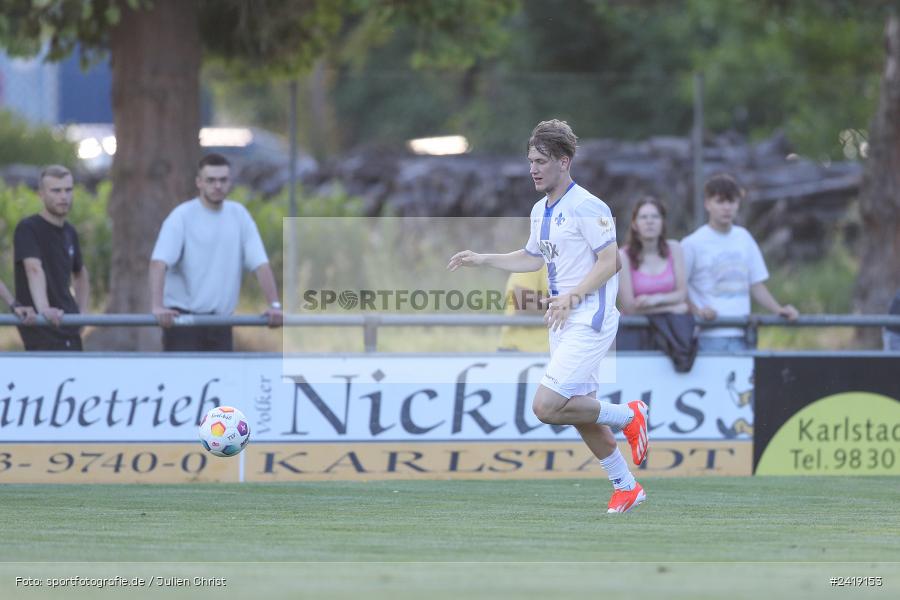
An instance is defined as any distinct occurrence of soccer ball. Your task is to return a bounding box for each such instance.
[198,406,251,457]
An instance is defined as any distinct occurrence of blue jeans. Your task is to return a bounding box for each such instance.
[885,329,900,351]
[698,336,749,352]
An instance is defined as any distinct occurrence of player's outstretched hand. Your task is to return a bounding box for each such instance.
[447,250,485,271]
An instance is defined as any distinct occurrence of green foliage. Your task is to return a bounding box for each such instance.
[204,0,517,83]
[0,110,76,168]
[374,0,517,70]
[448,0,698,151]
[203,0,519,155]
[1,0,892,160]
[197,0,351,80]
[759,243,860,350]
[0,0,152,65]
[685,0,888,158]
[2,0,515,77]
[231,183,363,286]
[210,0,890,158]
[0,185,31,286]
[766,244,858,315]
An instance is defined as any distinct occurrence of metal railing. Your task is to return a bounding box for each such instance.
[2,313,898,352]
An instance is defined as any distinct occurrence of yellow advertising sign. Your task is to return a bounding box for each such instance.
[244,441,751,482]
[0,441,750,483]
[756,392,900,475]
[0,444,237,483]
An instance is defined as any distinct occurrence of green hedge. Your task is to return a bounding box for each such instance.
[0,110,76,168]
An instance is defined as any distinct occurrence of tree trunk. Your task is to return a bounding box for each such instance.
[86,0,202,351]
[304,59,340,160]
[854,13,900,346]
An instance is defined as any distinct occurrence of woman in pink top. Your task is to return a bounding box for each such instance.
[618,197,688,315]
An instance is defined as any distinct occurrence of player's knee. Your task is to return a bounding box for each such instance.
[532,397,562,424]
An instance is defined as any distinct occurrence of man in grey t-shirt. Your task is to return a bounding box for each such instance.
[149,153,283,351]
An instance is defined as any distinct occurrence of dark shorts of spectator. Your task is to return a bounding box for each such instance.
[18,327,83,351]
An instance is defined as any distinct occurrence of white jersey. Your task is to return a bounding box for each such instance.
[682,224,769,337]
[524,182,619,332]
[151,198,269,315]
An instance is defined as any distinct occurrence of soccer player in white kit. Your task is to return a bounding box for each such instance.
[448,120,649,513]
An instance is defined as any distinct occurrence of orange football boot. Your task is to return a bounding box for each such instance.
[607,482,647,514]
[622,400,650,465]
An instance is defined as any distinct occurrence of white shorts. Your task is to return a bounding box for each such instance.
[540,321,617,399]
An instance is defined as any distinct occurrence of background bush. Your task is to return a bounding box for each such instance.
[0,110,76,168]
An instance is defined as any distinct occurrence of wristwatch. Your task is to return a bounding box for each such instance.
[269,301,282,310]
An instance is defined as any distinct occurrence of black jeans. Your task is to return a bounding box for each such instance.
[18,327,83,351]
[162,325,233,351]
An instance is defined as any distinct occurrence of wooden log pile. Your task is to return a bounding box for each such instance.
[310,132,862,261]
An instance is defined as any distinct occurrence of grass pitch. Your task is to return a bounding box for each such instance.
[1,476,897,599]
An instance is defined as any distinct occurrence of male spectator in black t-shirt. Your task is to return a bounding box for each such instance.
[13,165,90,350]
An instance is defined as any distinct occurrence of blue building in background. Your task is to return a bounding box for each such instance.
[58,54,113,124]
[0,48,284,176]
[0,47,112,125]
[0,52,58,124]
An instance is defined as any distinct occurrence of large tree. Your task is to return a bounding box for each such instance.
[855,12,900,336]
[1,0,514,349]
[232,0,887,157]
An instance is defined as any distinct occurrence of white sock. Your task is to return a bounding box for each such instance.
[600,448,635,491]
[596,401,633,430]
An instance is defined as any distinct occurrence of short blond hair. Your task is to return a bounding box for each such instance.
[528,119,578,160]
[40,165,72,186]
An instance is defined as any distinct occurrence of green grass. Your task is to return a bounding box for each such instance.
[0,477,898,599]
[1,477,897,563]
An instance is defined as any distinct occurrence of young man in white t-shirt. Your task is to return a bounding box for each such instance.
[149,153,283,351]
[682,174,798,352]
[448,120,649,514]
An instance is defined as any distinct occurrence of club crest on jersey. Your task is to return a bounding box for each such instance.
[597,216,612,231]
[538,240,559,261]
[554,213,566,226]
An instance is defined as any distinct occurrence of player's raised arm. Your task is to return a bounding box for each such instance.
[447,249,544,273]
